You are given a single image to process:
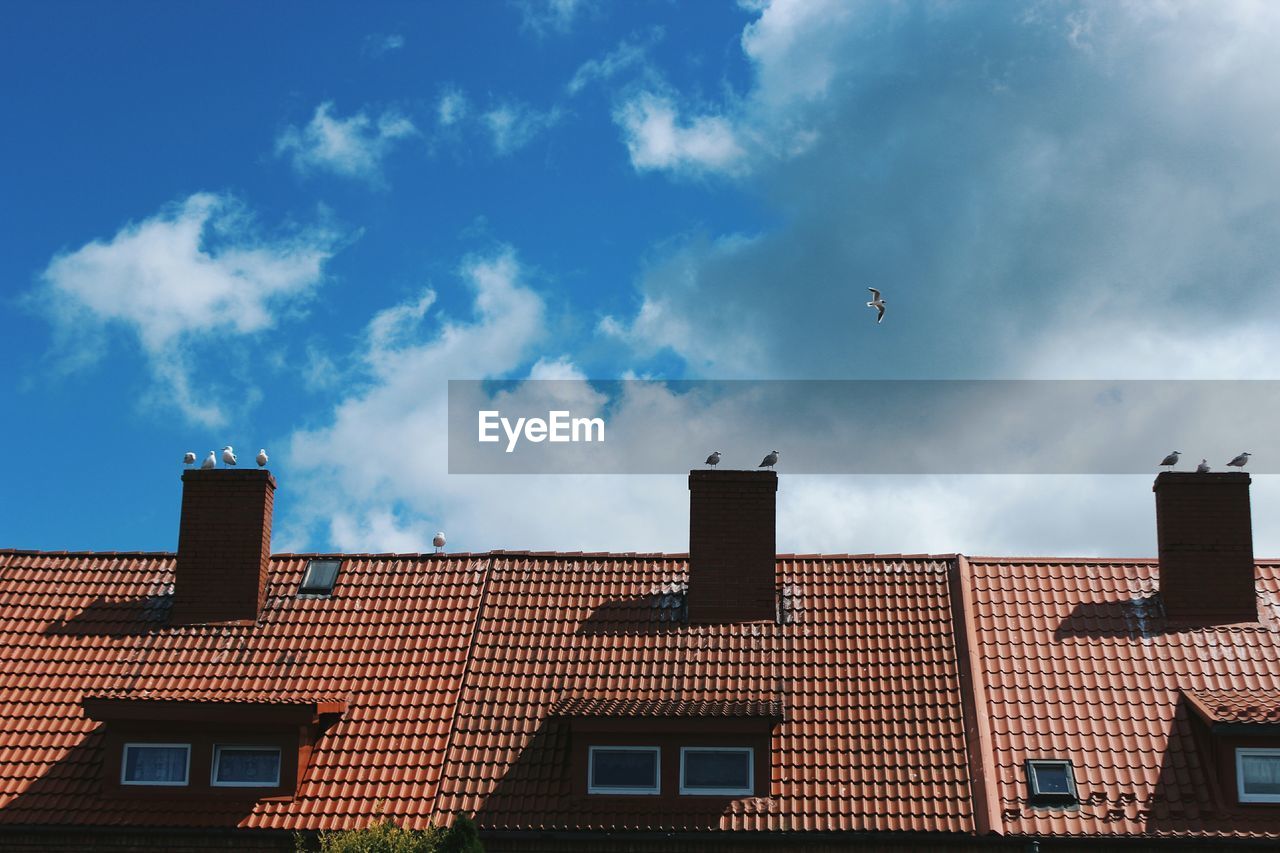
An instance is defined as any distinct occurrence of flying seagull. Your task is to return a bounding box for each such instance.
[183,451,196,467]
[705,451,722,468]
[200,451,217,470]
[866,287,886,324]
[1227,451,1252,468]
[1196,459,1211,473]
[256,448,269,468]
[759,450,779,470]
[1159,450,1181,469]
[222,446,237,467]
[433,532,446,554]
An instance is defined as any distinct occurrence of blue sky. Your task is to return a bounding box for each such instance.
[3,1,1279,557]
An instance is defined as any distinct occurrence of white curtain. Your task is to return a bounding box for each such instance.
[125,746,187,783]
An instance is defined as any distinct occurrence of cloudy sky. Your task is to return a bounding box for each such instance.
[3,0,1279,558]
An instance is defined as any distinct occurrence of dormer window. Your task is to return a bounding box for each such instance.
[1237,748,1280,803]
[680,747,753,796]
[121,743,190,786]
[212,745,282,787]
[1026,759,1078,806]
[587,746,660,795]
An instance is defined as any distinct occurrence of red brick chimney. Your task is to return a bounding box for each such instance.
[170,468,276,625]
[1153,471,1257,624]
[687,470,777,623]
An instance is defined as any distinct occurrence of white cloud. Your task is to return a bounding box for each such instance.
[614,93,745,174]
[567,29,661,96]
[437,88,468,128]
[516,0,593,36]
[482,102,561,155]
[37,193,337,426]
[275,102,417,184]
[362,33,405,57]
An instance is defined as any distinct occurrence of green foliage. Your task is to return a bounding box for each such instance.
[295,814,483,853]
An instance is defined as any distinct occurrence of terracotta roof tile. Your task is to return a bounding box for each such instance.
[966,558,1280,839]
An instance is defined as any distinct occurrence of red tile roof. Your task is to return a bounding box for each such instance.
[434,555,973,834]
[0,550,974,837]
[0,551,484,831]
[963,556,1280,840]
[1184,690,1280,726]
[553,697,784,719]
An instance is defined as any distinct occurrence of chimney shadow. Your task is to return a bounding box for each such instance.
[1053,594,1173,640]
[576,586,688,636]
[43,593,173,637]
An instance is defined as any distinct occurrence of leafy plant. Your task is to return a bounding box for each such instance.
[295,813,482,853]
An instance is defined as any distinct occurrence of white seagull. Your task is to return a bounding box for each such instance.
[433,532,446,554]
[201,451,217,470]
[759,450,779,470]
[222,446,237,467]
[1196,459,1211,473]
[256,448,269,468]
[705,451,722,468]
[866,287,886,324]
[1159,450,1181,469]
[1227,451,1252,468]
[183,451,196,466]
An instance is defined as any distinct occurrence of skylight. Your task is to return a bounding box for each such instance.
[299,559,341,596]
[1026,759,1078,806]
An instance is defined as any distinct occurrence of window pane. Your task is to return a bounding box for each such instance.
[123,745,188,784]
[591,749,657,789]
[684,749,751,791]
[215,747,281,785]
[1032,763,1071,795]
[1242,754,1280,796]
[300,559,341,594]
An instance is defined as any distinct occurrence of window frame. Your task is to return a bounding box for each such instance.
[120,742,191,787]
[1025,758,1079,806]
[586,745,661,795]
[1236,747,1280,804]
[678,746,755,796]
[210,743,284,788]
[298,558,342,596]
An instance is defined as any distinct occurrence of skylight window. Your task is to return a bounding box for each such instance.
[587,746,660,795]
[121,743,190,786]
[1026,759,1078,806]
[680,747,753,796]
[1237,748,1280,803]
[299,559,341,596]
[211,745,282,787]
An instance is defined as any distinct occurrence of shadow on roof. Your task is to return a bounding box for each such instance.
[0,726,263,827]
[43,594,173,637]
[1053,594,1172,640]
[576,588,688,636]
[475,714,749,831]
[1143,700,1231,833]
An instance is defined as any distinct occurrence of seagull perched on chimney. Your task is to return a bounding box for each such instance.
[1159,450,1181,469]
[433,532,446,554]
[1227,451,1252,468]
[759,450,779,469]
[1196,459,1211,473]
[222,446,237,467]
[183,451,196,467]
[705,451,722,468]
[201,450,217,470]
[256,448,268,468]
[866,287,886,324]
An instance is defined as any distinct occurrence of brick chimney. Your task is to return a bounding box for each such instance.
[170,468,276,625]
[687,470,777,623]
[1153,471,1257,624]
